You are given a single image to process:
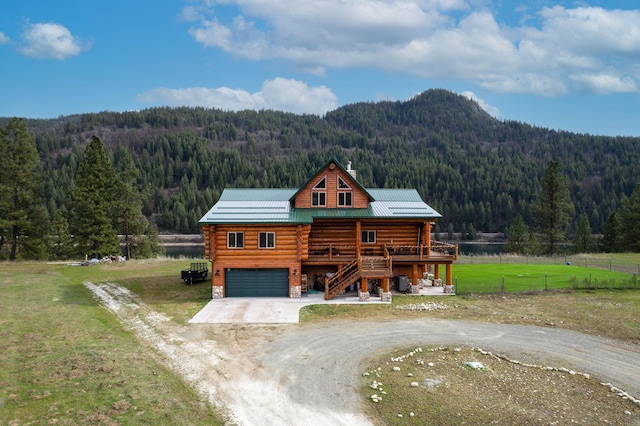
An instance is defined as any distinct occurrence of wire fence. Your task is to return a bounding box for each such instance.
[454,254,640,295]
[456,254,640,275]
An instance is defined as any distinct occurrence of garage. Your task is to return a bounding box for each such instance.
[225,268,290,297]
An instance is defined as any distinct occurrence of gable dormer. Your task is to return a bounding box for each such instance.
[291,158,373,209]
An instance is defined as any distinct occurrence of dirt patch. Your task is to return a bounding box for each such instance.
[85,282,640,426]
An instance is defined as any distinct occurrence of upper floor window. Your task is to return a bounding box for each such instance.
[338,191,352,206]
[361,230,376,244]
[259,232,275,249]
[227,232,244,249]
[313,177,326,189]
[312,191,326,206]
[338,176,351,189]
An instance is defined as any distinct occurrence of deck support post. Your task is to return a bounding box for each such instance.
[434,264,440,279]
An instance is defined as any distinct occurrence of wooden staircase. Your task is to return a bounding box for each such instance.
[325,256,392,300]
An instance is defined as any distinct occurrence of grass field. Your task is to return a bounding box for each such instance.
[452,263,637,294]
[0,260,221,426]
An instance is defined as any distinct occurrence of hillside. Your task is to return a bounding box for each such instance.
[5,89,640,236]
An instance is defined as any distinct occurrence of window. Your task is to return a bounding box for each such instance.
[313,177,326,189]
[312,191,326,206]
[259,232,275,249]
[338,191,352,206]
[338,176,351,189]
[227,232,244,249]
[361,230,376,244]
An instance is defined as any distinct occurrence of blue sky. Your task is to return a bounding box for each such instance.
[1,0,639,136]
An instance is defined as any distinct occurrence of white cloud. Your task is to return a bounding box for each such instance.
[0,32,9,44]
[183,1,640,97]
[136,78,338,115]
[20,22,88,60]
[460,91,500,118]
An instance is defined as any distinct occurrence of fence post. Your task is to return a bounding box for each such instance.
[545,274,548,291]
[501,276,505,293]
[610,259,612,271]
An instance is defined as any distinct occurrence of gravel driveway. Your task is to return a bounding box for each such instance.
[86,282,640,426]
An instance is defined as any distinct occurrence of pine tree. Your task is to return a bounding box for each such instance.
[504,214,530,254]
[113,147,164,258]
[620,183,640,252]
[532,161,573,255]
[572,213,594,253]
[48,210,73,259]
[68,136,119,258]
[602,211,623,253]
[0,118,48,260]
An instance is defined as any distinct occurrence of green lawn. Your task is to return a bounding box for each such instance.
[453,263,637,294]
[0,260,222,425]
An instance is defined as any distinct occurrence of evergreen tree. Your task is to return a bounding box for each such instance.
[572,213,594,253]
[0,118,48,260]
[532,161,573,255]
[113,147,164,258]
[504,214,530,254]
[620,183,640,252]
[68,136,119,258]
[602,211,623,253]
[48,210,73,259]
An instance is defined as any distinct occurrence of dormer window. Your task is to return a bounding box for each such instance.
[312,177,327,206]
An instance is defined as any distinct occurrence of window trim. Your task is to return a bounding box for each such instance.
[258,231,276,249]
[338,176,351,189]
[338,191,353,207]
[313,176,327,189]
[311,191,327,207]
[361,230,376,244]
[227,231,245,249]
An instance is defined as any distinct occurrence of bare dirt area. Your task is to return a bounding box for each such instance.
[85,282,640,425]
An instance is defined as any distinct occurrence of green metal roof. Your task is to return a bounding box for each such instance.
[199,187,442,225]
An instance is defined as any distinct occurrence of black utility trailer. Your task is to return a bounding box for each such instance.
[181,262,209,285]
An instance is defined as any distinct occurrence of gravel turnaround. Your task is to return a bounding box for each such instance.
[86,282,640,426]
[244,320,640,424]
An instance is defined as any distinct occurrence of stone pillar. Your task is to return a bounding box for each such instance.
[358,291,370,302]
[212,285,224,299]
[381,292,392,302]
[289,285,301,298]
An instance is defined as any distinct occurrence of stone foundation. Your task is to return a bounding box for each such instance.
[381,291,392,302]
[434,278,443,287]
[289,285,302,298]
[443,285,455,294]
[212,286,224,299]
[409,284,421,294]
[358,290,370,302]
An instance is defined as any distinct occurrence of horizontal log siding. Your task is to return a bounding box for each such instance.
[210,225,308,262]
[308,221,357,256]
[361,222,422,247]
[294,166,368,208]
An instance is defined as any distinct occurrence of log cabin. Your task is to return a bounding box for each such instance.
[199,158,457,301]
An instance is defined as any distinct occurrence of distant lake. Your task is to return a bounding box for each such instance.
[164,245,205,259]
[164,242,505,259]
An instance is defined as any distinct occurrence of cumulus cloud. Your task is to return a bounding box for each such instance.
[136,78,338,115]
[20,22,88,60]
[183,1,640,96]
[0,32,9,44]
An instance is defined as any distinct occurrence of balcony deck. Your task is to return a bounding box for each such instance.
[304,242,457,265]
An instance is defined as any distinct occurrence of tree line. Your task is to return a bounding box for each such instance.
[2,89,640,259]
[0,118,163,260]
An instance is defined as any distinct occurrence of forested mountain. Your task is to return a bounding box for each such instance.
[5,89,640,237]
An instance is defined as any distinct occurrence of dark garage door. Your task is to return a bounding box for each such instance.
[225,268,289,297]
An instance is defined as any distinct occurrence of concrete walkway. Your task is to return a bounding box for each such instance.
[189,286,453,324]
